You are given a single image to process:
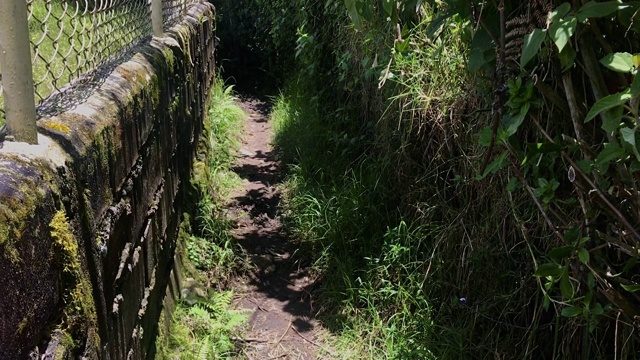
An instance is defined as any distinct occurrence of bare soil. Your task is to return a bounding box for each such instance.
[227,96,333,360]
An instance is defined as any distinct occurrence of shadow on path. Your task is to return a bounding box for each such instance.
[228,96,330,360]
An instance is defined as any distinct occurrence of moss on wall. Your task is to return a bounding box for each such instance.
[50,210,99,352]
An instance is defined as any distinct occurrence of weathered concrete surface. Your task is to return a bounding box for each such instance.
[0,3,216,359]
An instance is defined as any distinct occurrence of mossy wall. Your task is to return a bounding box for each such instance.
[0,3,216,359]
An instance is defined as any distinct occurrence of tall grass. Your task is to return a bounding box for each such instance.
[157,79,247,359]
[267,3,554,359]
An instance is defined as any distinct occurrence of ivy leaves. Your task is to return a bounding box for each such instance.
[520,1,629,69]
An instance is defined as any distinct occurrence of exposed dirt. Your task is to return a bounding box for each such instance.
[227,96,333,360]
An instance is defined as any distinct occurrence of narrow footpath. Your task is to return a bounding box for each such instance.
[226,96,333,360]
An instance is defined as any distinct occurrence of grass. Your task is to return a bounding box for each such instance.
[157,79,247,359]
[268,5,550,359]
[271,78,437,359]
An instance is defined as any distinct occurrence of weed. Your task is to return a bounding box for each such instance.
[159,79,247,358]
[158,291,247,360]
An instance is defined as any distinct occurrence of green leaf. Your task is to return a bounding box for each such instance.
[560,269,575,299]
[344,0,363,30]
[600,52,634,73]
[534,263,563,277]
[576,1,629,23]
[592,303,604,315]
[561,306,583,317]
[503,103,530,136]
[549,16,577,53]
[578,248,590,264]
[548,246,574,261]
[618,2,640,34]
[585,89,632,122]
[621,284,640,293]
[549,3,572,24]
[521,29,546,67]
[623,256,638,273]
[631,73,640,97]
[506,176,520,192]
[595,142,625,169]
[564,227,580,244]
[602,105,625,133]
[559,45,577,72]
[477,151,509,179]
[620,127,640,160]
[382,0,395,16]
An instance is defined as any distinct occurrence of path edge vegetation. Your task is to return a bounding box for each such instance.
[155,79,247,359]
[218,0,640,358]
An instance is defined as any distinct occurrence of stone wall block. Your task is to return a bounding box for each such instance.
[0,3,216,359]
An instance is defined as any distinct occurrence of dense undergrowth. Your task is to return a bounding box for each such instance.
[156,80,247,359]
[216,0,640,358]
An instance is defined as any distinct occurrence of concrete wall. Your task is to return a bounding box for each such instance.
[0,3,216,359]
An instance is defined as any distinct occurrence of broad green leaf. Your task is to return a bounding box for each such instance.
[600,52,634,73]
[504,103,530,136]
[561,306,583,317]
[560,270,575,299]
[631,73,640,96]
[585,89,632,122]
[534,263,563,277]
[595,142,625,168]
[564,227,580,244]
[623,256,638,273]
[620,127,640,160]
[477,151,509,179]
[548,246,573,261]
[559,45,577,72]
[634,53,640,68]
[344,0,362,30]
[576,1,629,23]
[506,177,520,192]
[549,16,577,53]
[549,3,572,24]
[618,2,640,33]
[578,248,590,264]
[592,303,604,315]
[621,284,640,293]
[382,0,395,16]
[469,48,485,74]
[521,29,546,67]
[602,105,625,133]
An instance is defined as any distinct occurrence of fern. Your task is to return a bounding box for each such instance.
[157,290,247,359]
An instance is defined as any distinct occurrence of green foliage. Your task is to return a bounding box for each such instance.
[222,0,640,358]
[184,79,245,281]
[160,80,247,359]
[158,291,247,360]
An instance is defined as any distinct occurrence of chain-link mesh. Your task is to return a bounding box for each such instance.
[163,0,199,29]
[26,0,152,102]
[0,0,199,122]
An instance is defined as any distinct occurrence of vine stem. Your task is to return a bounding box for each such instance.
[532,118,640,243]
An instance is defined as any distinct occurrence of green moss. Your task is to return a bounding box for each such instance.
[50,210,80,273]
[49,210,98,345]
[0,157,49,263]
[39,120,71,135]
[162,47,176,72]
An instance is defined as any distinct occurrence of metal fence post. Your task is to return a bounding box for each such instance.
[0,0,38,144]
[152,0,164,37]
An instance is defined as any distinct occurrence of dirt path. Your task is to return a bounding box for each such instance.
[227,96,332,360]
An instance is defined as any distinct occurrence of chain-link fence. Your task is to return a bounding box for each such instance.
[0,0,200,141]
